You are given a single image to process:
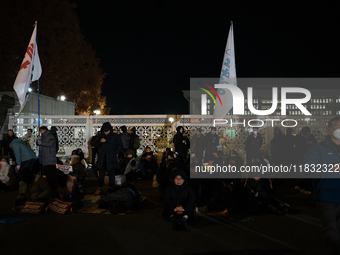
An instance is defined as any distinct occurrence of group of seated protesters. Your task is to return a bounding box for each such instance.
[1,135,291,231]
[113,146,291,231]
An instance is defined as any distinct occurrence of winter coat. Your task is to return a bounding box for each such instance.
[120,132,132,152]
[245,133,263,156]
[303,135,340,204]
[204,132,220,161]
[90,122,123,170]
[191,134,205,158]
[295,134,317,163]
[24,133,35,148]
[11,138,37,165]
[173,127,189,160]
[162,169,196,220]
[1,134,17,156]
[39,130,57,166]
[18,175,51,201]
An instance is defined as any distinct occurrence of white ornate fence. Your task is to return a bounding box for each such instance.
[8,114,333,159]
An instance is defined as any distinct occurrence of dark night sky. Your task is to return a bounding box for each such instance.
[72,1,340,114]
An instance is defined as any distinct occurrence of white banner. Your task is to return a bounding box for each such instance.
[214,22,237,119]
[13,23,42,117]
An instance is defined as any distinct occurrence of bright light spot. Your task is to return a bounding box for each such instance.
[28,88,32,92]
[169,117,174,122]
[60,95,66,101]
[93,110,101,115]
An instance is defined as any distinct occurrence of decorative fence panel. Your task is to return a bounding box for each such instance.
[9,114,333,159]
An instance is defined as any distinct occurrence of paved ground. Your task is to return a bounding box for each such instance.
[0,178,323,255]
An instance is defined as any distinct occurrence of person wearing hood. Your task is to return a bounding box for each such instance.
[162,169,196,231]
[11,137,37,173]
[91,122,123,195]
[173,126,189,166]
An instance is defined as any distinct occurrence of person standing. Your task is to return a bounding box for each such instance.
[204,127,220,162]
[283,128,296,165]
[271,127,286,166]
[91,122,122,195]
[190,128,205,164]
[23,129,35,149]
[120,126,132,155]
[1,129,17,157]
[173,126,189,165]
[303,117,340,255]
[36,126,57,196]
[245,127,263,165]
[294,126,317,164]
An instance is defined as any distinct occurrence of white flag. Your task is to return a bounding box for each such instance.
[214,22,237,119]
[13,23,42,117]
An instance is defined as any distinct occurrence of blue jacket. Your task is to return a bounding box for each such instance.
[11,138,37,165]
[303,135,340,204]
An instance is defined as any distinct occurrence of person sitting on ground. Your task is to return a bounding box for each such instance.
[162,169,196,231]
[70,155,87,180]
[57,172,85,212]
[161,148,172,164]
[158,161,178,195]
[99,182,141,214]
[140,146,155,161]
[244,176,290,215]
[139,152,158,180]
[120,150,134,174]
[15,167,51,207]
[0,156,16,191]
[124,153,139,182]
[71,149,88,169]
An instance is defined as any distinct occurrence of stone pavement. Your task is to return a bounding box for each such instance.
[0,178,323,255]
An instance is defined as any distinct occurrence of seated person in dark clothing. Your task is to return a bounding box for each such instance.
[57,172,85,212]
[140,146,156,162]
[120,150,134,175]
[162,169,196,231]
[70,155,87,180]
[158,161,178,195]
[160,148,172,166]
[226,150,244,170]
[139,152,158,179]
[211,151,224,165]
[124,157,139,182]
[15,167,51,207]
[244,177,290,215]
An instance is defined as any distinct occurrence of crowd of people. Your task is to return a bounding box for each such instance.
[1,117,340,248]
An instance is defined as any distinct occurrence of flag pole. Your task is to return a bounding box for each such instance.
[35,21,41,173]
